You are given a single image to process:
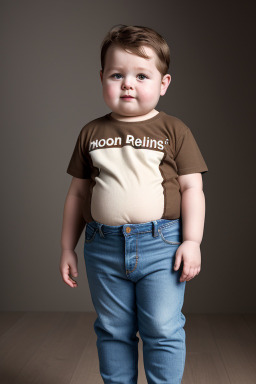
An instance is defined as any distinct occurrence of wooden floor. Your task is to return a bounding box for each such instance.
[0,312,255,384]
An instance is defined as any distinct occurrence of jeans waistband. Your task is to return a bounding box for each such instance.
[86,218,181,238]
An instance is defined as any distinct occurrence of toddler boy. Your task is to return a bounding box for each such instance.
[60,24,208,384]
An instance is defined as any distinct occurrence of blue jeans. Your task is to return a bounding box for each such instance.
[83,218,186,384]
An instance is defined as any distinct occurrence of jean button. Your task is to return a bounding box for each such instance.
[126,227,131,233]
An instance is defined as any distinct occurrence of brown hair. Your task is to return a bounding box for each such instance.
[100,24,170,78]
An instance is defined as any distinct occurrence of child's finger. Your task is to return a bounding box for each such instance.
[180,264,190,282]
[63,274,74,287]
[174,253,182,270]
[70,266,78,278]
[186,267,197,281]
[69,268,78,286]
[62,265,78,288]
[68,275,78,287]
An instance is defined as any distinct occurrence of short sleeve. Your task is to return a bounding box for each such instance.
[174,128,208,176]
[66,129,91,179]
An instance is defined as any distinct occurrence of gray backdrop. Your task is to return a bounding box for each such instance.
[1,0,255,313]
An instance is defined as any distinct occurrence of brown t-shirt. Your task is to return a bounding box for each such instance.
[66,111,208,225]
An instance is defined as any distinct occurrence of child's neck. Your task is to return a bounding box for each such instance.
[110,109,159,122]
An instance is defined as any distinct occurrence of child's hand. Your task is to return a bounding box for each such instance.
[173,240,201,282]
[60,249,79,288]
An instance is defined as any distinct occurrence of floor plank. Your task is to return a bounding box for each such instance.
[15,312,94,384]
[182,314,231,383]
[0,312,64,384]
[0,312,25,338]
[207,314,256,384]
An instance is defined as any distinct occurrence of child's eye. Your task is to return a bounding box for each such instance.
[111,73,123,79]
[137,74,148,80]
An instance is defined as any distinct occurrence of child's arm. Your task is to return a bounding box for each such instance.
[60,177,90,288]
[175,173,206,282]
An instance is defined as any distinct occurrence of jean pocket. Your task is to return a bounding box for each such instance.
[85,223,97,243]
[158,224,182,246]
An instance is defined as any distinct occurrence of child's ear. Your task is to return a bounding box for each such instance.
[160,74,171,96]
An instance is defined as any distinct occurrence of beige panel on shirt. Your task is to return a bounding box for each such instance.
[90,146,165,225]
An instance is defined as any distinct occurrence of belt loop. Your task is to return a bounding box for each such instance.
[97,223,105,238]
[152,220,159,237]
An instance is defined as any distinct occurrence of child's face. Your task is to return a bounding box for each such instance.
[100,45,171,120]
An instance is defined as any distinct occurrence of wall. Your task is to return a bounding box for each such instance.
[1,0,255,312]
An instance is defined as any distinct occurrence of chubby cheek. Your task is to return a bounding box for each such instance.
[103,84,118,102]
[138,88,156,103]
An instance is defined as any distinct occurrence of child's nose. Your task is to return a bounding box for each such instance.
[121,77,134,89]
